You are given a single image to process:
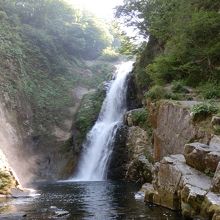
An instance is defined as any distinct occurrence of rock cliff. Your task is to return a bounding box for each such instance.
[138,100,220,219]
[121,73,220,219]
[148,100,212,161]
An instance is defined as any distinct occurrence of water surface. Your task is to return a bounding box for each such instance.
[0,181,184,220]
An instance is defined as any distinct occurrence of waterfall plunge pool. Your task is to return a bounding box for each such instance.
[0,181,184,219]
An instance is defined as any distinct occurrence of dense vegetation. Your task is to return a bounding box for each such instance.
[0,0,119,136]
[117,0,220,99]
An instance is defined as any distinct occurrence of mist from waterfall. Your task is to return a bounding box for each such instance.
[0,104,36,186]
[72,61,133,181]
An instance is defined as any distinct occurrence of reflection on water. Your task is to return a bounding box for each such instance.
[0,181,184,220]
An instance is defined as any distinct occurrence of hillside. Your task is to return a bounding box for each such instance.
[0,0,119,187]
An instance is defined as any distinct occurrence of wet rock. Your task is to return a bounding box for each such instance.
[134,191,145,200]
[109,122,153,182]
[107,125,129,179]
[48,206,70,218]
[126,155,153,183]
[141,183,155,203]
[211,162,220,193]
[54,210,70,217]
[181,184,207,217]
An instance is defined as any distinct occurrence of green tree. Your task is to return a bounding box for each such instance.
[116,0,220,86]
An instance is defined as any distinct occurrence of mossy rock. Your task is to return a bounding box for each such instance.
[73,87,106,149]
[0,170,17,195]
[125,108,153,136]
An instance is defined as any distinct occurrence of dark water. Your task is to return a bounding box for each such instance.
[0,181,184,220]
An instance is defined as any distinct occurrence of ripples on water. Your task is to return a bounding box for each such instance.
[0,181,184,220]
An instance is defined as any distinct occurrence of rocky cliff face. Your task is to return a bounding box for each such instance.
[148,100,212,161]
[121,73,220,219]
[109,107,154,184]
[138,100,220,219]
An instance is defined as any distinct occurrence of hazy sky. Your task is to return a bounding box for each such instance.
[66,0,123,19]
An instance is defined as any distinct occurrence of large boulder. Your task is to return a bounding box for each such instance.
[184,138,220,174]
[144,154,213,217]
[126,155,153,184]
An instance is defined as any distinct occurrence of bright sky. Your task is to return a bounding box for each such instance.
[65,0,143,42]
[66,0,123,19]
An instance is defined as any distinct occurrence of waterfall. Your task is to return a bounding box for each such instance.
[72,61,133,181]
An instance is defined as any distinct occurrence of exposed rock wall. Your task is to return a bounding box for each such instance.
[148,100,212,161]
[123,73,220,218]
[109,108,153,184]
[0,101,36,186]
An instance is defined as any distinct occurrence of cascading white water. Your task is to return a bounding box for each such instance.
[72,61,133,181]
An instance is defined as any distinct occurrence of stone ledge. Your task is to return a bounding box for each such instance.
[142,154,220,219]
[184,140,220,173]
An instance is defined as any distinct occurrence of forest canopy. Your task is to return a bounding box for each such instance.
[0,0,115,60]
[0,0,126,135]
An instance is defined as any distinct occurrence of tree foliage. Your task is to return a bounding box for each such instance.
[1,0,113,60]
[0,0,117,135]
[116,0,220,87]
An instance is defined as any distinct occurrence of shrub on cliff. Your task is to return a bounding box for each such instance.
[145,85,166,100]
[198,82,220,99]
[73,88,106,148]
[191,102,218,121]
